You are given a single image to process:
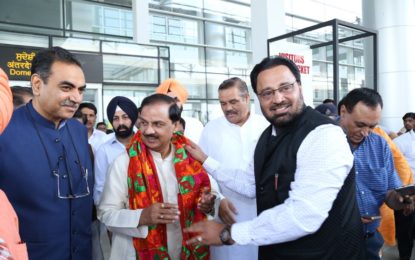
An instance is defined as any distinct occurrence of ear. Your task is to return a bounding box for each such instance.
[31,73,42,96]
[339,104,347,117]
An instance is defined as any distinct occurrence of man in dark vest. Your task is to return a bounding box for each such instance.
[184,56,365,259]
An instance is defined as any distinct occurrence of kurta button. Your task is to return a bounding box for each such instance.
[55,138,60,143]
[72,210,76,215]
[72,230,77,235]
[59,156,64,160]
[72,247,78,253]
[260,186,264,191]
[62,174,68,178]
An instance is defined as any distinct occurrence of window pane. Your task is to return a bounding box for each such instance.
[53,37,101,52]
[171,71,206,99]
[205,22,251,51]
[150,14,202,44]
[149,0,203,17]
[0,0,62,29]
[203,0,250,26]
[66,0,133,37]
[103,55,158,83]
[102,41,159,57]
[168,44,205,72]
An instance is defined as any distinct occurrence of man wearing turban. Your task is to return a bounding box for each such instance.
[156,79,204,143]
[93,96,138,259]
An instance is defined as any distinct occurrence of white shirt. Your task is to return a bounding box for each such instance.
[93,135,127,205]
[205,124,353,245]
[89,129,109,153]
[98,146,221,260]
[199,113,268,260]
[394,130,415,178]
[182,116,204,144]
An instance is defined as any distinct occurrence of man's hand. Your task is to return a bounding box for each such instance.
[385,190,415,215]
[198,187,216,215]
[219,198,237,225]
[138,203,180,226]
[184,220,234,246]
[184,140,208,163]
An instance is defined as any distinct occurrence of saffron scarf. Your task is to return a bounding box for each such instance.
[127,131,210,260]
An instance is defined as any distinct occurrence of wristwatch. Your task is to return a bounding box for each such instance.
[219,225,233,245]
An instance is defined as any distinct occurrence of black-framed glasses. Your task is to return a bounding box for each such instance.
[52,146,90,199]
[258,82,296,101]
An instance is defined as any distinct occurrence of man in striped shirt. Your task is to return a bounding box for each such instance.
[338,88,414,260]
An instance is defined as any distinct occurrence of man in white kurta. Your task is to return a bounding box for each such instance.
[198,77,269,260]
[97,94,221,260]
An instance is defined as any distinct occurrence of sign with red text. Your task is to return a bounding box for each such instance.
[269,41,313,106]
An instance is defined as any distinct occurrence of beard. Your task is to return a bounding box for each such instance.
[262,96,305,128]
[114,124,133,138]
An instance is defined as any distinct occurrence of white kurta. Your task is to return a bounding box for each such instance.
[93,135,127,205]
[198,113,269,260]
[182,116,204,144]
[89,128,109,153]
[98,146,220,260]
[394,130,415,178]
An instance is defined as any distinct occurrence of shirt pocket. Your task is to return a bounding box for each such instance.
[367,166,388,194]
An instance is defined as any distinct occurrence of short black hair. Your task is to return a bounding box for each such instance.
[96,122,106,128]
[179,117,186,130]
[218,77,249,97]
[78,102,98,115]
[402,112,415,120]
[31,46,82,84]
[73,108,87,124]
[339,88,383,113]
[139,94,181,123]
[250,56,301,94]
[11,86,33,108]
[323,98,335,105]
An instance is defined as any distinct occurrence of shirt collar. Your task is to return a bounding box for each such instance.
[26,102,67,130]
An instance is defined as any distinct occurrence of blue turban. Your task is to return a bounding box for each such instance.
[106,96,138,124]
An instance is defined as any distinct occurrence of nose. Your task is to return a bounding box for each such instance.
[361,127,370,137]
[142,124,155,135]
[70,89,83,104]
[271,90,285,104]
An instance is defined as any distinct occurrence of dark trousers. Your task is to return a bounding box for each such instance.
[365,230,384,260]
[395,210,415,260]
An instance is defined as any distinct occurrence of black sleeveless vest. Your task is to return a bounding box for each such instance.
[254,106,365,260]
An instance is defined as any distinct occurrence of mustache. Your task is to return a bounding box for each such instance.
[270,102,290,110]
[116,125,130,132]
[61,99,78,108]
[143,134,158,139]
[225,110,238,116]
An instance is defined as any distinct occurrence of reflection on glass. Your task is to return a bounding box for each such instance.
[103,55,158,83]
[149,0,203,17]
[102,41,158,56]
[205,22,251,50]
[53,37,100,52]
[171,71,206,99]
[0,0,62,29]
[0,31,49,47]
[203,0,250,26]
[169,44,205,72]
[66,0,133,37]
[150,14,202,44]
[206,48,251,74]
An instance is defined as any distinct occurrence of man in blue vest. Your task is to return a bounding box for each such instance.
[185,56,365,259]
[0,47,93,260]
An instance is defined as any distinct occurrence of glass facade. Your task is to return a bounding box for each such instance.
[149,0,252,123]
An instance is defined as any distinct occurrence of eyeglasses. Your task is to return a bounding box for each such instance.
[257,82,296,101]
[52,147,90,199]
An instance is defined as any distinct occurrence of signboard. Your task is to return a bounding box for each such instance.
[269,41,313,106]
[0,46,103,83]
[0,46,40,81]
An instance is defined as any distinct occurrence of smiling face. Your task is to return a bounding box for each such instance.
[138,102,177,157]
[219,86,250,126]
[31,61,86,127]
[339,101,381,147]
[256,65,304,127]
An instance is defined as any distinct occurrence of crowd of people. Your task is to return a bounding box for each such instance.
[1,47,415,260]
